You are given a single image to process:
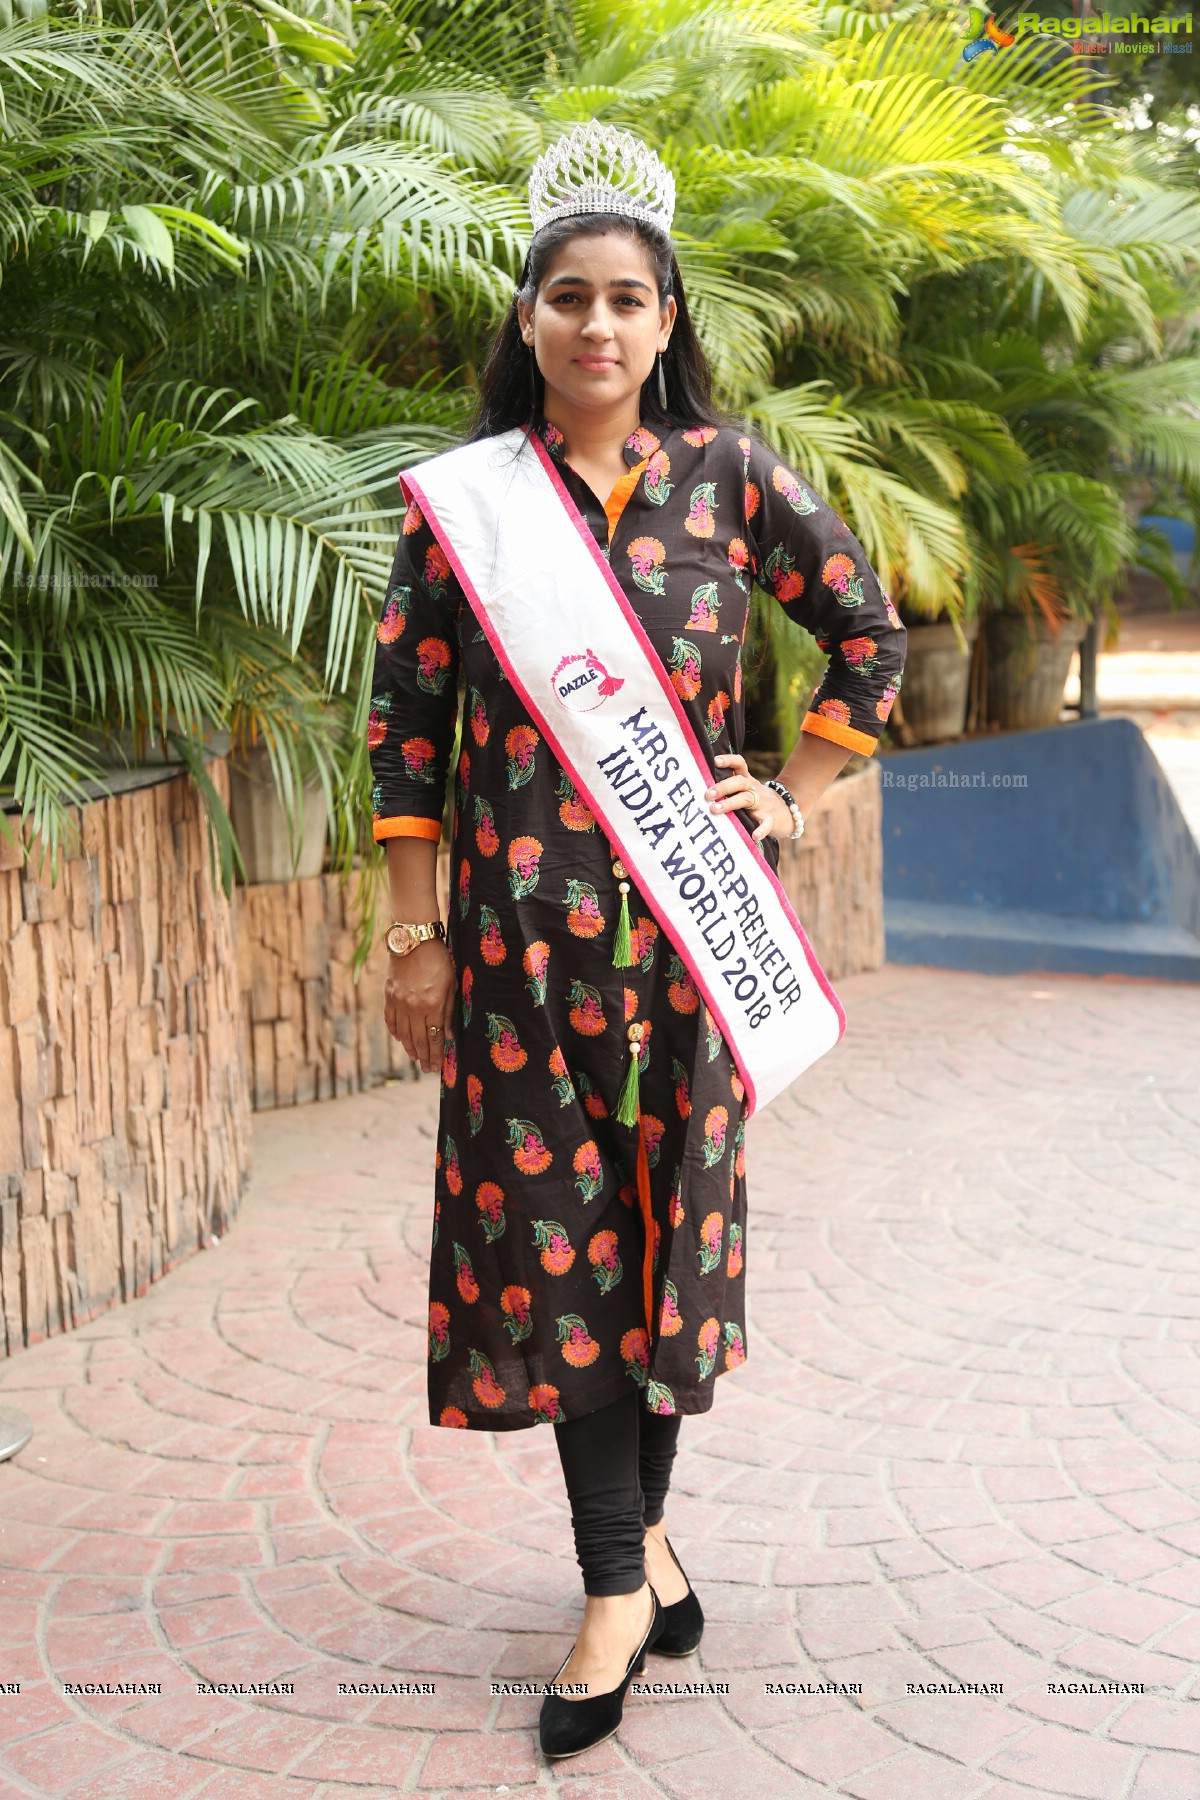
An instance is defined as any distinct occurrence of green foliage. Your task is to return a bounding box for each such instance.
[1,0,1197,890]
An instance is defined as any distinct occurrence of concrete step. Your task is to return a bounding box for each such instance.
[885,898,1200,980]
[881,716,1200,983]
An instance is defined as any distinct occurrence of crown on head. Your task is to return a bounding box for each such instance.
[528,120,675,239]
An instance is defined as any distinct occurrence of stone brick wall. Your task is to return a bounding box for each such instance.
[772,759,884,980]
[233,875,411,1110]
[236,762,884,1111]
[0,765,251,1352]
[0,755,883,1353]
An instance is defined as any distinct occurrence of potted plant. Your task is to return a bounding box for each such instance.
[973,537,1111,733]
[891,602,978,745]
[228,742,329,883]
[227,703,344,886]
[982,608,1091,733]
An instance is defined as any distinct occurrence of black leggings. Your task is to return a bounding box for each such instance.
[553,1390,683,1596]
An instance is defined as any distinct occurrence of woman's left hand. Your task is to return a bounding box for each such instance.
[704,753,791,843]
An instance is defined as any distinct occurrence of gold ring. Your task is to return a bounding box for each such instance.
[429,1024,441,1035]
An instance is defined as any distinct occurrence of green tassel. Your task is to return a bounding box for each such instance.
[612,885,635,967]
[615,1038,641,1126]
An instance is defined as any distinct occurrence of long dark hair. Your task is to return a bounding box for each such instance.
[467,213,721,441]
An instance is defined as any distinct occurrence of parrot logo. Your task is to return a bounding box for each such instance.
[962,5,1016,57]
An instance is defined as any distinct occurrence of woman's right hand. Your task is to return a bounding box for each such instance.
[384,940,457,1073]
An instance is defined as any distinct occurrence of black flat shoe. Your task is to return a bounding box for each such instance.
[538,1585,663,1760]
[650,1536,704,1656]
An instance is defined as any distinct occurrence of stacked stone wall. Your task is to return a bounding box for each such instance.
[773,760,884,980]
[0,766,251,1352]
[233,874,410,1111]
[0,758,883,1352]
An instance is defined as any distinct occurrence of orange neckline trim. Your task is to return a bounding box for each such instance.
[605,458,650,541]
[635,1109,656,1339]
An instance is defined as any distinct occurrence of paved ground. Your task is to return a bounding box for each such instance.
[1143,722,1200,849]
[1061,604,1200,843]
[1108,614,1200,840]
[1,965,1199,1800]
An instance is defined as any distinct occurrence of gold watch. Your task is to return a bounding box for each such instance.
[385,919,446,957]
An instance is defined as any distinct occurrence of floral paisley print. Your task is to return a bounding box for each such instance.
[369,416,905,1429]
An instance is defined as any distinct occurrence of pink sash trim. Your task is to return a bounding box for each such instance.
[400,429,845,1117]
[522,429,847,1046]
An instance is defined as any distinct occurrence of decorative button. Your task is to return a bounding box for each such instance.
[626,1021,644,1044]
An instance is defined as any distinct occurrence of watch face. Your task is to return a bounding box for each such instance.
[387,924,416,956]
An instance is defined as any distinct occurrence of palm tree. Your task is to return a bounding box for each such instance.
[430,0,1200,726]
[3,0,1197,895]
[1,0,522,879]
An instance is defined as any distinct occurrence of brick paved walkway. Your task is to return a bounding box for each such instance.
[2,965,1199,1800]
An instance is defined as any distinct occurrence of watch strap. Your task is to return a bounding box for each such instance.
[385,918,446,954]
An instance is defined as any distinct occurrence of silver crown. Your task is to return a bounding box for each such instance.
[528,120,675,239]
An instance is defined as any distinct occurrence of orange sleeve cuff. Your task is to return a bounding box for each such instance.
[801,711,880,756]
[373,816,443,843]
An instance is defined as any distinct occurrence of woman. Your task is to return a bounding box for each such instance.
[368,122,905,1759]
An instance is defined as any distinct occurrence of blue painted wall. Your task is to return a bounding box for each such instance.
[1140,514,1196,577]
[881,718,1200,979]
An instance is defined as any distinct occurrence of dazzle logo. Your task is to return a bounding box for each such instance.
[551,650,624,712]
[962,5,1016,57]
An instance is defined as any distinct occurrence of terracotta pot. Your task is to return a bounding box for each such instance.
[228,744,328,883]
[985,614,1089,732]
[893,619,978,745]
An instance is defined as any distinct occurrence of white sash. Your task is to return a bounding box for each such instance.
[401,426,844,1117]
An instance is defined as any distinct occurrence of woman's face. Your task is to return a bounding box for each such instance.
[516,229,676,422]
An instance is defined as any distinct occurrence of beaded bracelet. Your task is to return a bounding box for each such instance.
[765,778,806,841]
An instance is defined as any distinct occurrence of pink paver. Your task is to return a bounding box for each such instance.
[0,966,1197,1796]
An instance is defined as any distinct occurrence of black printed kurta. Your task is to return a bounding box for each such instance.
[369,418,905,1430]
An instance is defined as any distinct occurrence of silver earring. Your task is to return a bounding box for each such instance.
[656,352,668,410]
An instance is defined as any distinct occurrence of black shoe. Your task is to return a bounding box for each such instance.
[538,1585,663,1760]
[650,1537,704,1656]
